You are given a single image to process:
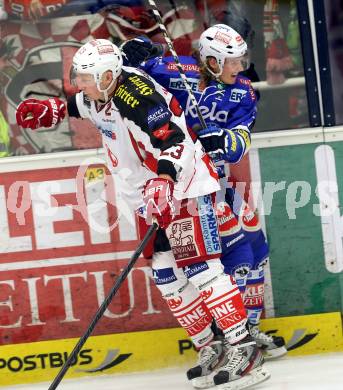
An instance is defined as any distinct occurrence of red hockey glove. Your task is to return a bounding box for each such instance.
[16,98,66,130]
[143,178,176,229]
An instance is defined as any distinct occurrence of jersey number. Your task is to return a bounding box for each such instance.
[160,144,184,160]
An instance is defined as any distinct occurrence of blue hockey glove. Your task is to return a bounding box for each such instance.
[121,35,163,67]
[198,123,231,157]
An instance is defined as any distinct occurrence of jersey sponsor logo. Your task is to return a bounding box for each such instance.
[147,106,171,129]
[198,195,221,254]
[183,263,209,279]
[99,126,116,140]
[249,86,256,101]
[114,84,140,108]
[169,77,199,92]
[128,75,154,96]
[168,219,198,260]
[152,267,177,285]
[239,78,251,86]
[229,88,247,103]
[203,89,225,103]
[166,63,200,72]
[201,102,228,123]
[153,126,175,141]
[186,100,229,123]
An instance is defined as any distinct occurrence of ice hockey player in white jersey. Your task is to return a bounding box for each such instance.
[16,39,270,389]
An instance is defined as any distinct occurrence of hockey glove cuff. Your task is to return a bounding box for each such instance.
[121,35,164,67]
[143,177,175,229]
[198,123,231,157]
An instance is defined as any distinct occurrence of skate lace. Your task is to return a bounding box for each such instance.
[224,347,244,371]
[198,346,217,366]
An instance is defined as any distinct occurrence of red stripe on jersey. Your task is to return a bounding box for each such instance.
[202,154,219,181]
[128,130,158,173]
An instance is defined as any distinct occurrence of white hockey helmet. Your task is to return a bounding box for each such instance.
[71,39,123,99]
[199,24,248,76]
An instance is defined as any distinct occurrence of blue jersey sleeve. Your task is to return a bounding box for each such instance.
[197,76,257,163]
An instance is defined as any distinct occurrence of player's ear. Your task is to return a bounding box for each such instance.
[107,70,114,83]
[207,57,218,71]
[101,70,113,86]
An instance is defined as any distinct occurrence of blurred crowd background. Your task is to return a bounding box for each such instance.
[0,0,342,156]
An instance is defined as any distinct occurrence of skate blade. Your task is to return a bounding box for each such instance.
[216,366,271,390]
[263,346,288,360]
[191,373,215,389]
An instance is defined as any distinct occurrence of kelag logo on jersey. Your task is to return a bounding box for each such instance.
[198,195,221,254]
[152,267,177,285]
[147,106,171,130]
[185,99,228,124]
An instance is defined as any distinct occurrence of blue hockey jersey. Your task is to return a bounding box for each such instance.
[142,55,201,125]
[141,55,266,260]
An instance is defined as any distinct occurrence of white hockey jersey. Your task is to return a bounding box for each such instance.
[68,67,219,210]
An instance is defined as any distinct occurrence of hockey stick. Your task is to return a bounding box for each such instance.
[48,222,158,390]
[147,0,206,129]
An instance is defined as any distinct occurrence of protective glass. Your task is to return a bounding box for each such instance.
[225,54,250,71]
[69,66,96,88]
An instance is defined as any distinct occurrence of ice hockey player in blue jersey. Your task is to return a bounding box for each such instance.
[121,26,287,364]
[195,24,286,361]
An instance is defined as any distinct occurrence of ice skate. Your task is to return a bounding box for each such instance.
[187,340,225,389]
[213,335,270,390]
[248,323,287,360]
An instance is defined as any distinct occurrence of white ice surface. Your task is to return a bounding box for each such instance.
[1,353,342,390]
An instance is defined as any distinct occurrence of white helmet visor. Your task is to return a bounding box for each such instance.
[70,66,97,89]
[224,53,250,71]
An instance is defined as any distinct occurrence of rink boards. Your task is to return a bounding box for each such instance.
[0,312,341,386]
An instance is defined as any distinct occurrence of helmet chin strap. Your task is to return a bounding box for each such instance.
[97,78,116,103]
[205,58,224,79]
[95,71,118,103]
[206,65,223,79]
